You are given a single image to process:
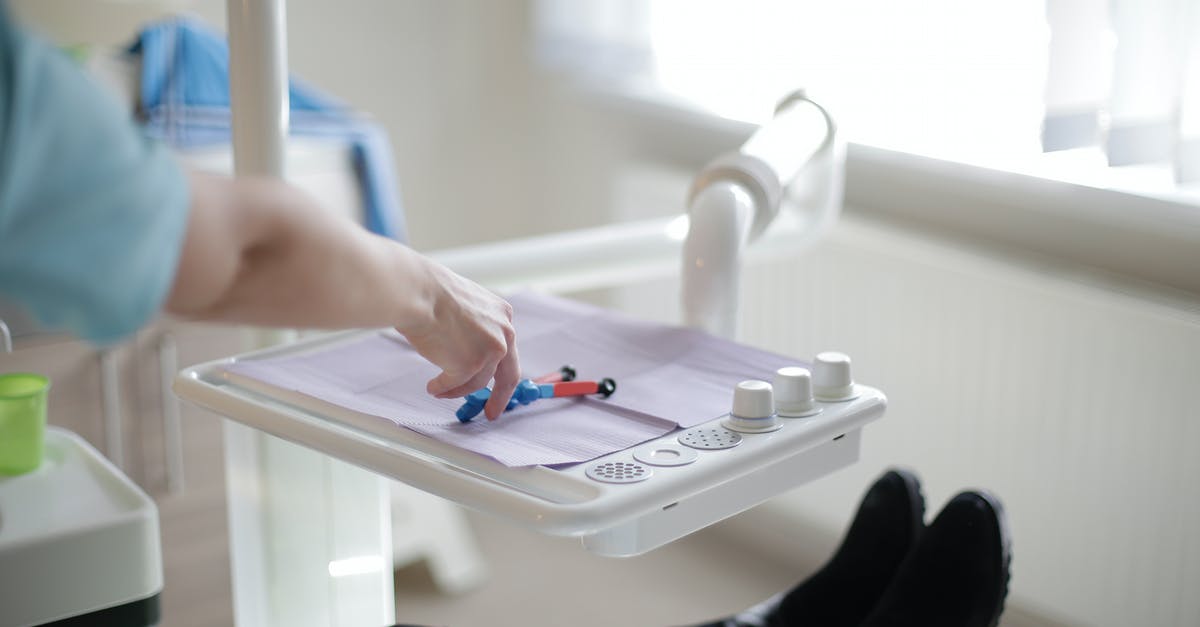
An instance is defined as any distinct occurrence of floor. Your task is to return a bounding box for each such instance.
[150,398,820,627]
[391,505,1052,627]
[392,509,814,627]
[149,408,1049,627]
[155,408,236,627]
[152,425,1054,627]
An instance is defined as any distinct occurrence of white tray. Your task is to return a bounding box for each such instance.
[174,330,886,556]
[0,428,162,626]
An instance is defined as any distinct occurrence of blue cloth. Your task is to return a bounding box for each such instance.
[0,7,190,343]
[130,17,406,242]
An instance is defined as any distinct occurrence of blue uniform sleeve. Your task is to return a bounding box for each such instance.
[0,9,190,343]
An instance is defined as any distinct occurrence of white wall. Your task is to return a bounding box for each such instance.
[607,205,1200,627]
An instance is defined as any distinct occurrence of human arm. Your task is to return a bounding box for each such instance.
[0,11,518,416]
[167,172,520,419]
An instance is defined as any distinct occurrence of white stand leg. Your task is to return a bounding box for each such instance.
[390,482,489,595]
[224,424,394,626]
[224,1,394,624]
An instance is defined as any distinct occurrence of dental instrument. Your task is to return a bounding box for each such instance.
[533,365,577,384]
[455,376,617,423]
[454,364,579,421]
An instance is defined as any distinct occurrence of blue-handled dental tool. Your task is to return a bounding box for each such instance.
[455,366,615,423]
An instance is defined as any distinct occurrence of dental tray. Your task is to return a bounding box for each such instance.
[174,330,886,556]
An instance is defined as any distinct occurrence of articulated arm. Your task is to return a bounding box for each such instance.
[682,92,843,337]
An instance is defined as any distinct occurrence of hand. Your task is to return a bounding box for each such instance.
[168,172,518,419]
[395,260,519,420]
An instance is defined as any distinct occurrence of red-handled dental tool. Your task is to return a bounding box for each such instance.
[546,378,616,398]
[532,365,577,384]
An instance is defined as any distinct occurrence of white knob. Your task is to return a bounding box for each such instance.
[732,380,774,418]
[812,351,859,401]
[725,380,780,432]
[773,366,820,417]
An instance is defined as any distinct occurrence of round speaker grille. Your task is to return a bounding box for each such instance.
[678,427,742,450]
[585,460,652,484]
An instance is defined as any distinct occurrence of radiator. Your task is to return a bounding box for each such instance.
[603,212,1200,627]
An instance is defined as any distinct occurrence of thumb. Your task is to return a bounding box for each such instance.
[427,371,464,397]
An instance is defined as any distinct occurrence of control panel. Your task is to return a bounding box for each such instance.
[581,351,862,486]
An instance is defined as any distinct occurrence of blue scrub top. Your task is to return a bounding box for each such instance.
[0,6,189,343]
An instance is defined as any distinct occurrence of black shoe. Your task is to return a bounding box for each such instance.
[861,490,1012,627]
[759,468,925,627]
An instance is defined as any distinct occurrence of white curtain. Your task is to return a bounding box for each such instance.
[1043,0,1200,183]
[536,0,1200,187]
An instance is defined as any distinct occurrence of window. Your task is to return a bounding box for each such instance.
[536,0,1200,202]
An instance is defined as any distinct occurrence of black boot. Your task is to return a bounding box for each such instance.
[694,470,923,627]
[693,470,924,627]
[860,490,1012,627]
[750,468,925,627]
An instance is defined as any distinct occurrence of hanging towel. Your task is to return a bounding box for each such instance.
[129,17,406,241]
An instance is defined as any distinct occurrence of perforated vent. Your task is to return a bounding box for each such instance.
[586,461,652,484]
[678,427,742,450]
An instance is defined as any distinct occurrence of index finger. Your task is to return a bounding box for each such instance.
[483,344,520,420]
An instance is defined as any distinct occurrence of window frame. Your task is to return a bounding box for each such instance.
[558,80,1200,297]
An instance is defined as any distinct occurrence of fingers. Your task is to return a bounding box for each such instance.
[427,370,468,397]
[483,344,520,420]
[426,372,454,397]
[431,363,498,400]
[401,273,521,418]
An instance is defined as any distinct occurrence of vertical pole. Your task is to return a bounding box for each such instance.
[224,2,394,625]
[99,348,125,470]
[227,0,288,181]
[157,334,185,495]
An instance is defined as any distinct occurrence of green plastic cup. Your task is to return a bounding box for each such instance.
[0,373,50,476]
